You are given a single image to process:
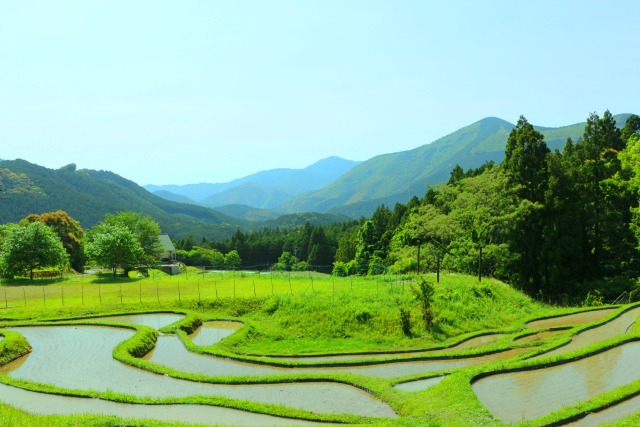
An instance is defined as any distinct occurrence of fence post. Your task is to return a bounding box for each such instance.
[99,284,102,305]
[42,286,45,306]
[156,281,160,305]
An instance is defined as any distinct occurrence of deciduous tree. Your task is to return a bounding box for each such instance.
[1,222,68,279]
[85,224,144,276]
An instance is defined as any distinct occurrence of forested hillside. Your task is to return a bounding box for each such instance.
[0,160,246,240]
[283,114,632,218]
[325,112,640,300]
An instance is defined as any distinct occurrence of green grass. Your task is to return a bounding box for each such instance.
[2,270,640,426]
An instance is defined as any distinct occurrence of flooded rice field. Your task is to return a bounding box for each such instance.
[393,375,446,392]
[89,312,185,329]
[190,321,242,346]
[0,382,330,427]
[149,333,530,378]
[1,325,397,418]
[526,308,617,330]
[473,341,640,422]
[4,306,640,425]
[534,305,640,359]
[561,392,640,427]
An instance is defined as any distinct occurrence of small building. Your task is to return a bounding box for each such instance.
[158,234,176,262]
[158,234,179,275]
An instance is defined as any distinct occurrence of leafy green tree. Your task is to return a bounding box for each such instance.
[1,221,68,279]
[103,212,163,264]
[22,210,86,272]
[85,224,144,276]
[334,228,358,263]
[224,249,242,269]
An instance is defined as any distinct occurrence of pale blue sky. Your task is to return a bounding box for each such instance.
[1,1,638,185]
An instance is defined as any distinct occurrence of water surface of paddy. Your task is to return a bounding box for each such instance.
[0,382,330,426]
[535,306,640,358]
[2,325,396,418]
[526,308,617,330]
[393,376,446,392]
[190,321,242,346]
[149,335,530,378]
[89,312,184,329]
[473,341,640,422]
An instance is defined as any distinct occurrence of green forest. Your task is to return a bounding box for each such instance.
[201,111,640,302]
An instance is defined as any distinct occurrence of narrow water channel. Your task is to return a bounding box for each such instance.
[472,341,640,422]
[526,308,617,330]
[270,334,503,363]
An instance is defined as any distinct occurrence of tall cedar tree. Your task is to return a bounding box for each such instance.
[502,116,550,293]
[570,111,637,282]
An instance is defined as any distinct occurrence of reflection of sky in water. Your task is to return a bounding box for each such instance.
[4,325,395,418]
[90,313,184,329]
[539,307,640,358]
[526,309,617,329]
[191,321,241,346]
[474,342,640,422]
[0,383,327,427]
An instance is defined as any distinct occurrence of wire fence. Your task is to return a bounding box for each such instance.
[0,270,417,310]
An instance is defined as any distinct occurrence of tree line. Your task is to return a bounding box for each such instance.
[331,111,640,300]
[0,211,243,279]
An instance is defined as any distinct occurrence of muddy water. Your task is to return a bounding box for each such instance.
[272,334,504,363]
[3,325,396,418]
[535,306,640,358]
[190,321,242,346]
[148,334,530,379]
[0,382,330,427]
[515,329,568,343]
[473,341,640,422]
[393,376,446,392]
[562,393,640,427]
[90,312,184,329]
[526,308,617,330]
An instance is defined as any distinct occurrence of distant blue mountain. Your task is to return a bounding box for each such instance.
[145,156,361,209]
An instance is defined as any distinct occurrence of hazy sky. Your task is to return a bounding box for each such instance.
[1,1,638,185]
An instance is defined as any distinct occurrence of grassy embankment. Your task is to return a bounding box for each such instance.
[1,269,639,427]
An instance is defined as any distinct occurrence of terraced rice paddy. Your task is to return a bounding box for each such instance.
[2,304,640,426]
